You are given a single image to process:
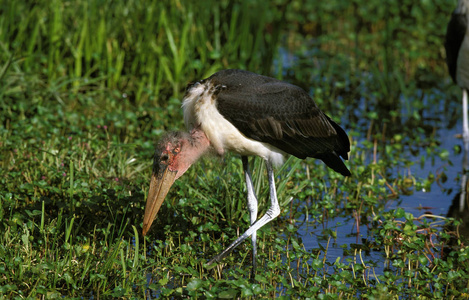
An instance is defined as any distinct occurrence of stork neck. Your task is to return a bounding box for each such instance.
[189,127,210,151]
[175,128,210,180]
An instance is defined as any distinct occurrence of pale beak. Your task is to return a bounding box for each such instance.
[142,166,177,236]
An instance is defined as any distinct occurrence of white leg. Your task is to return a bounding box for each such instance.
[206,159,280,266]
[460,173,467,212]
[242,156,258,275]
[456,88,469,217]
[463,89,469,151]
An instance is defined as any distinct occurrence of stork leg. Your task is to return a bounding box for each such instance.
[463,89,469,152]
[242,156,258,277]
[206,159,280,267]
[460,173,467,212]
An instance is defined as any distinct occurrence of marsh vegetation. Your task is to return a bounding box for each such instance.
[1,0,468,298]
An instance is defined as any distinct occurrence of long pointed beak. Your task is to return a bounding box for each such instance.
[142,167,177,236]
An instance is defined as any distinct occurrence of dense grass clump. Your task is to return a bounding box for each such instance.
[1,0,468,298]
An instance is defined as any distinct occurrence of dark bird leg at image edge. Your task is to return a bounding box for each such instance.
[445,0,469,152]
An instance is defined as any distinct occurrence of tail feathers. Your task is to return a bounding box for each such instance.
[326,116,351,160]
[316,152,351,177]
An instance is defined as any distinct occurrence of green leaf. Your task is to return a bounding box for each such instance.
[394,208,405,218]
[186,278,204,291]
[158,276,169,286]
[218,289,238,299]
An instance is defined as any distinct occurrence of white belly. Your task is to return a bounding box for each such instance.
[182,82,285,166]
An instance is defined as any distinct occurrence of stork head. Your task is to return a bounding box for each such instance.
[142,130,210,236]
[142,132,190,236]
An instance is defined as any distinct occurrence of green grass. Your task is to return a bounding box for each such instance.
[1,0,469,298]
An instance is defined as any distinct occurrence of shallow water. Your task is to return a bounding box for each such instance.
[401,124,463,216]
[297,98,468,272]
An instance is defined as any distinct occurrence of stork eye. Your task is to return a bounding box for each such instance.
[160,154,169,162]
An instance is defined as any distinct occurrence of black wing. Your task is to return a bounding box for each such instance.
[208,69,351,176]
[445,9,467,84]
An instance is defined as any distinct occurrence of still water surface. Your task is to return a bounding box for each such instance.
[298,95,467,273]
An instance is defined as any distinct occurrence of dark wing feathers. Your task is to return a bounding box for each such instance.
[445,11,467,84]
[210,69,351,176]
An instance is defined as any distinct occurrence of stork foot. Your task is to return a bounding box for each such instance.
[205,159,280,275]
[205,207,280,268]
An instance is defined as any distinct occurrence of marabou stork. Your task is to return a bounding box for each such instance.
[142,69,351,271]
[445,0,469,151]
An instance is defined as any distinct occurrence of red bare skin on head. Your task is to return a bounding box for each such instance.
[155,129,211,180]
[162,142,181,172]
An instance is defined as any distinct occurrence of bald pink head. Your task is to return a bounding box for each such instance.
[143,129,210,236]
